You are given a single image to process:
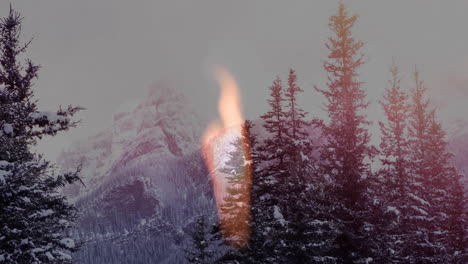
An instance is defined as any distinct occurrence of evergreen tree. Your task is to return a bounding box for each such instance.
[219,137,247,247]
[217,120,256,263]
[403,69,467,263]
[245,118,281,263]
[185,215,215,264]
[376,63,412,262]
[0,8,83,263]
[423,109,466,263]
[315,2,377,262]
[259,76,287,168]
[404,70,438,263]
[274,69,320,263]
[284,69,310,159]
[445,170,467,263]
[218,121,253,249]
[424,112,453,263]
[249,71,315,262]
[249,70,332,263]
[379,64,411,197]
[248,76,287,263]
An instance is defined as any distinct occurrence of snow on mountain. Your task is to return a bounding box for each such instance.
[58,84,203,200]
[57,85,219,263]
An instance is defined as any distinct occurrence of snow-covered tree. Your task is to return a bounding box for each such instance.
[376,67,467,263]
[184,215,215,264]
[375,63,412,262]
[273,69,322,263]
[218,122,253,249]
[423,108,466,263]
[247,76,288,263]
[379,64,411,195]
[315,2,378,262]
[258,76,287,168]
[445,170,467,263]
[219,137,248,247]
[249,69,332,263]
[400,69,466,263]
[216,121,256,263]
[400,70,439,263]
[284,69,310,161]
[0,8,82,263]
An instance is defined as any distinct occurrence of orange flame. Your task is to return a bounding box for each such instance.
[201,66,251,248]
[215,67,244,129]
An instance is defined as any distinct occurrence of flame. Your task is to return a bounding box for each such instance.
[215,67,244,129]
[201,66,251,248]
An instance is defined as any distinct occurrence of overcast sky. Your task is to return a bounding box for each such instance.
[3,1,468,160]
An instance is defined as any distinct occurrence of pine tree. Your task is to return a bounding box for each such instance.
[219,137,247,247]
[259,76,287,168]
[273,69,322,263]
[284,69,310,160]
[218,121,253,249]
[185,215,215,264]
[217,120,256,263]
[379,64,411,196]
[376,63,412,262]
[245,119,281,263]
[424,112,454,263]
[404,70,438,263]
[248,77,287,263]
[315,2,377,262]
[446,170,467,263]
[0,8,83,263]
[249,70,332,263]
[423,109,467,263]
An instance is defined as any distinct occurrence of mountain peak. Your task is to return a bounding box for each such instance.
[58,84,203,199]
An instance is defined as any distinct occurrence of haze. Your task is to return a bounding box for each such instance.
[2,0,467,160]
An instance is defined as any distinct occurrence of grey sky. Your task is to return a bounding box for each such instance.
[2,1,468,160]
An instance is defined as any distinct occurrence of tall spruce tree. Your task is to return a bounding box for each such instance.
[425,112,453,263]
[404,70,438,263]
[217,120,256,263]
[249,70,334,263]
[219,137,248,248]
[445,170,467,263]
[241,120,270,264]
[379,64,411,197]
[376,63,412,262]
[315,2,377,263]
[403,69,467,263]
[218,121,253,249]
[259,76,287,168]
[424,109,466,263]
[276,69,320,263]
[0,8,82,263]
[248,76,287,263]
[377,65,466,263]
[284,69,310,160]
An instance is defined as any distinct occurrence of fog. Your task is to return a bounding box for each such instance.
[2,0,467,160]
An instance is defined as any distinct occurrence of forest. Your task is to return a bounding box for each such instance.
[0,2,466,264]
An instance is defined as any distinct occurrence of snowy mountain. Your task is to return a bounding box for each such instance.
[58,84,203,200]
[58,85,219,264]
[57,84,324,263]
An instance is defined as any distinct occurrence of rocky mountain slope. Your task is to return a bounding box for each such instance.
[58,85,203,200]
[58,85,219,264]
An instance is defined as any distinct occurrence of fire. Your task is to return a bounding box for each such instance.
[201,66,251,248]
[215,67,244,129]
